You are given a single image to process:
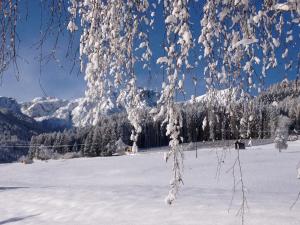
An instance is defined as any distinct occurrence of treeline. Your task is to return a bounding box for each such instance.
[28,111,168,159]
[0,132,29,163]
[29,80,300,160]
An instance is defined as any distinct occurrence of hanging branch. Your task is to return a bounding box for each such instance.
[154,0,193,205]
[67,0,152,150]
[199,0,300,95]
[226,148,249,225]
[0,0,19,80]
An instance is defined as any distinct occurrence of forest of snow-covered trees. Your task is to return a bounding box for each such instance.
[27,79,300,160]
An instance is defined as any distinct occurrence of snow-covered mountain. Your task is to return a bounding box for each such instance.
[1,87,244,128]
[21,97,70,120]
[1,87,245,129]
[19,88,160,127]
[190,88,247,106]
[0,88,242,129]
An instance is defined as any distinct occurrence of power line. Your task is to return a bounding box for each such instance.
[0,141,128,148]
[0,129,298,148]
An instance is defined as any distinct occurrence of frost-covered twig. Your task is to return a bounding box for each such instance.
[215,147,228,180]
[290,191,300,209]
[236,148,249,225]
[226,148,248,225]
[290,165,300,209]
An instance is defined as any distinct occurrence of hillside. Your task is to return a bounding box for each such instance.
[0,107,45,163]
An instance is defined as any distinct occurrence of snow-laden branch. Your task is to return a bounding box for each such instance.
[199,0,299,95]
[154,0,193,205]
[67,0,151,147]
[0,0,19,78]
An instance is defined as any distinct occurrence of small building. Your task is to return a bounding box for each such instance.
[115,138,134,155]
[235,140,245,150]
[125,146,133,155]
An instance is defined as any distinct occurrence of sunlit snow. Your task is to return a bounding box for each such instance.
[0,141,299,225]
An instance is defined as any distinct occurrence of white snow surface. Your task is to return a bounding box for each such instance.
[0,142,300,225]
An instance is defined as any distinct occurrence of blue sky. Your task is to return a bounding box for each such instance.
[0,1,299,102]
[0,1,85,102]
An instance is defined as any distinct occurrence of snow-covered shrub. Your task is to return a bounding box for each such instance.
[62,152,81,160]
[288,135,298,141]
[102,143,114,157]
[185,142,195,151]
[274,115,291,152]
[274,135,288,152]
[36,146,55,160]
[115,138,128,156]
[18,155,33,164]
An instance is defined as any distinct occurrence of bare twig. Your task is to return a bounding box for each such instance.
[290,191,300,210]
[226,148,249,225]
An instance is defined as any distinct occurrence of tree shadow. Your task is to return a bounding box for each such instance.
[0,214,40,225]
[0,187,29,191]
[282,151,300,154]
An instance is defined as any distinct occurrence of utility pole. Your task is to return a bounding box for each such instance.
[195,128,198,158]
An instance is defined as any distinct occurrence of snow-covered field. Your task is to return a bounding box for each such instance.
[0,142,300,225]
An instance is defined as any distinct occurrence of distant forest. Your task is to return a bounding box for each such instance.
[28,79,300,160]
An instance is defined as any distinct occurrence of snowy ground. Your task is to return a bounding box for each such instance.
[0,141,300,225]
